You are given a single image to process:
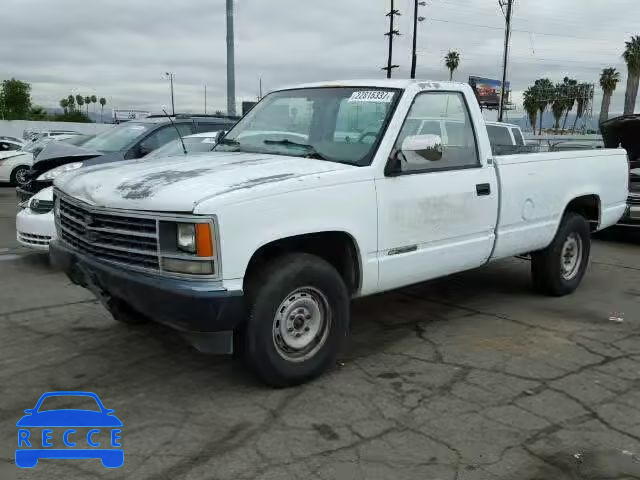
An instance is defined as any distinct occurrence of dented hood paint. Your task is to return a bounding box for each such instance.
[54,152,356,211]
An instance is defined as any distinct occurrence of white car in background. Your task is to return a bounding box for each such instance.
[0,135,85,186]
[15,132,220,251]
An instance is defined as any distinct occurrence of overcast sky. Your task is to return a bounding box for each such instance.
[2,0,638,120]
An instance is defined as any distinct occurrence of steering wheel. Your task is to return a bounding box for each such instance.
[357,131,377,144]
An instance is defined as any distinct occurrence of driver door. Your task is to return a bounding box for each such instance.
[376,91,498,291]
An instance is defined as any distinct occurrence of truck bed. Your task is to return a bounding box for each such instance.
[491,148,629,259]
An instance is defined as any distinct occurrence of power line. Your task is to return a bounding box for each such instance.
[425,17,619,44]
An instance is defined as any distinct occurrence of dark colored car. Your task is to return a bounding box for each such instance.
[601,114,640,228]
[17,114,238,201]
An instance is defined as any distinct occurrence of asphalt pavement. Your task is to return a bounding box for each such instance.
[1,186,639,480]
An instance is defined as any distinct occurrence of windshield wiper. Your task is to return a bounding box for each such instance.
[263,139,329,161]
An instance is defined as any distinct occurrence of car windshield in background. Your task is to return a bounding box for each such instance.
[82,122,154,152]
[144,136,217,159]
[37,395,101,412]
[214,87,400,166]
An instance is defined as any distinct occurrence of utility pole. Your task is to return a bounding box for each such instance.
[164,72,175,116]
[498,0,513,122]
[410,1,426,79]
[226,0,236,116]
[382,0,400,78]
[204,84,207,114]
[259,76,263,100]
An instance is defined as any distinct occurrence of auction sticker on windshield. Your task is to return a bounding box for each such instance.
[348,91,394,103]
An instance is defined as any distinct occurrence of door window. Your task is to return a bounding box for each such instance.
[511,127,525,146]
[0,141,20,151]
[137,124,192,155]
[394,92,479,173]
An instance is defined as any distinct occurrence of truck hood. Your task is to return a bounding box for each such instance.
[55,152,357,211]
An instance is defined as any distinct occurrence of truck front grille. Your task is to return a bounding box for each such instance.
[58,195,160,270]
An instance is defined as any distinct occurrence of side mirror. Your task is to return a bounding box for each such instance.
[401,134,443,162]
[214,130,227,144]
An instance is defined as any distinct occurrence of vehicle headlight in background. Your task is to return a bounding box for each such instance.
[159,221,217,276]
[36,162,83,181]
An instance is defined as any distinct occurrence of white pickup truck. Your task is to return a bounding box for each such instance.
[50,80,629,386]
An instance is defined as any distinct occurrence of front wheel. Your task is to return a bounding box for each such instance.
[531,212,591,296]
[11,166,30,187]
[241,253,349,387]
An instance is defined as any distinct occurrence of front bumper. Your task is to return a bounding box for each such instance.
[16,208,56,251]
[50,240,246,353]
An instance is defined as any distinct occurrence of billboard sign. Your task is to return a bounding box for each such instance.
[468,76,510,109]
[112,110,150,124]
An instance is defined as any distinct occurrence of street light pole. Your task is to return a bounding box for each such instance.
[498,0,513,122]
[410,1,426,79]
[204,84,207,114]
[226,0,237,116]
[165,72,175,116]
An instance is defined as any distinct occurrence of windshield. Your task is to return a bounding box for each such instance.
[144,136,218,159]
[214,87,400,166]
[82,122,155,152]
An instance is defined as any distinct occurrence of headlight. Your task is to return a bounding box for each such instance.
[177,223,196,253]
[36,162,83,181]
[159,221,217,276]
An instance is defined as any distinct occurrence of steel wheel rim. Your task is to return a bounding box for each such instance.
[272,286,331,363]
[560,233,583,280]
[15,168,28,185]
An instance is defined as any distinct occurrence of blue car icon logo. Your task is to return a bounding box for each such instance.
[16,391,123,468]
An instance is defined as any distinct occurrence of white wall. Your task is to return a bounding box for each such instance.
[0,120,113,139]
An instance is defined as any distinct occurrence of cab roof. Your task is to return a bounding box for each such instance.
[278,79,468,91]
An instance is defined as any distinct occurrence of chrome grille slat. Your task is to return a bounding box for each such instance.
[58,196,160,270]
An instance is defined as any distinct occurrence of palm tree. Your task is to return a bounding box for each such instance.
[90,95,97,114]
[533,78,553,135]
[623,35,640,115]
[59,98,69,115]
[84,96,91,115]
[523,88,538,133]
[75,95,84,114]
[573,83,593,132]
[67,95,75,112]
[551,84,565,133]
[599,67,621,125]
[444,51,460,81]
[560,77,578,132]
[99,97,107,123]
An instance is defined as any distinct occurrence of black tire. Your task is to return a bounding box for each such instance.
[105,298,149,325]
[10,166,29,187]
[531,212,590,296]
[241,253,349,387]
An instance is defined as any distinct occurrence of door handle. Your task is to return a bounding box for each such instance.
[476,183,491,196]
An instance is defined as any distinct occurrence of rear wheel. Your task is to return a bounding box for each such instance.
[11,166,29,187]
[531,212,590,296]
[241,253,349,387]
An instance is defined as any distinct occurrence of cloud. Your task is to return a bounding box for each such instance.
[1,0,637,116]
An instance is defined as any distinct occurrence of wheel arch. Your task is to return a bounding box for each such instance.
[243,231,363,296]
[562,194,601,232]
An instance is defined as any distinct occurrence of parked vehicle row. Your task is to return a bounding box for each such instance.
[48,80,630,386]
[16,114,237,202]
[15,131,223,251]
